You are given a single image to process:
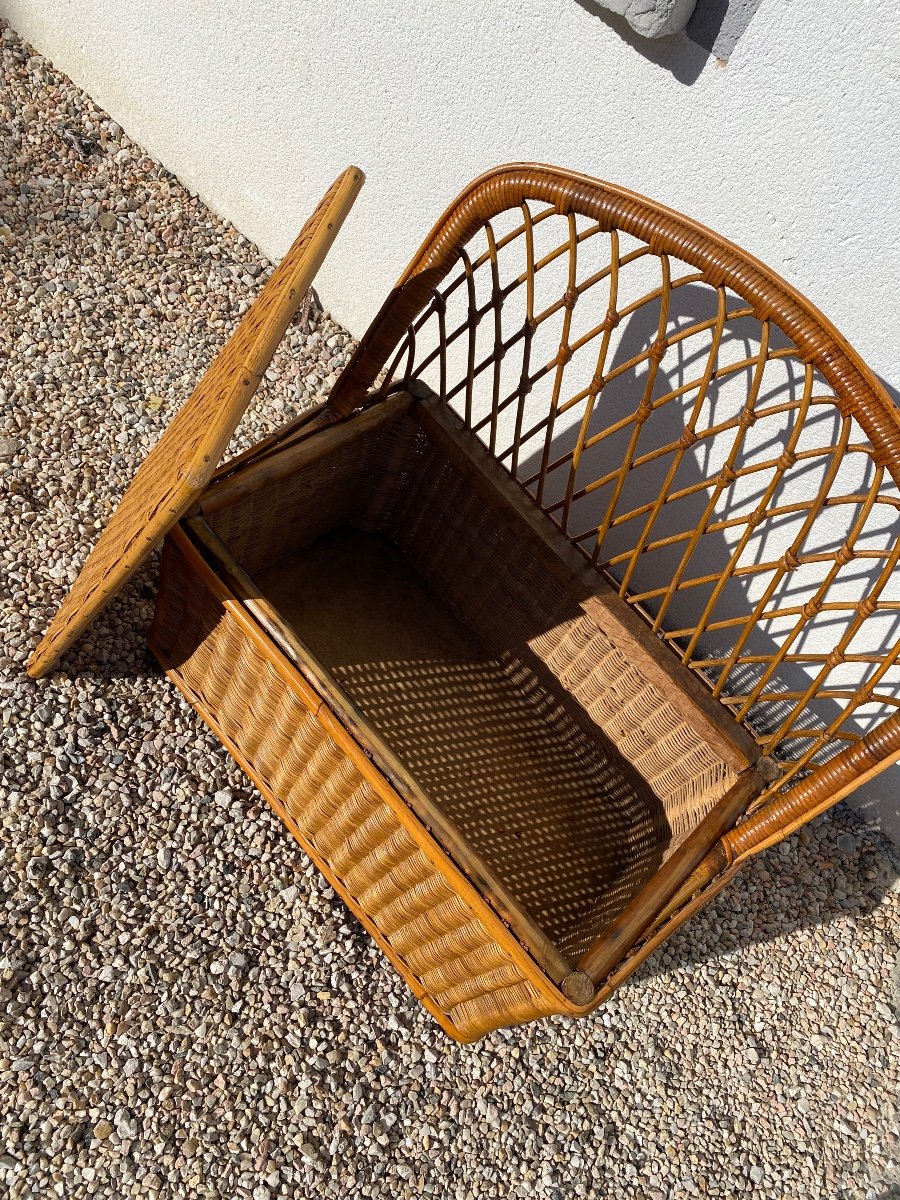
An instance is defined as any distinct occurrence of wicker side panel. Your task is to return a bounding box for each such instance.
[149,532,571,1040]
[536,621,738,846]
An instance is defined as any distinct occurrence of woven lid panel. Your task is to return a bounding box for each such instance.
[28,166,363,677]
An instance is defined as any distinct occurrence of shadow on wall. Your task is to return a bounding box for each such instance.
[575,0,764,84]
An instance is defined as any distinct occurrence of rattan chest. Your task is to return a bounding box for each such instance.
[29,166,900,1040]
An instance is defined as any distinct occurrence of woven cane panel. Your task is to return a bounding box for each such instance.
[29,169,360,679]
[150,535,561,1039]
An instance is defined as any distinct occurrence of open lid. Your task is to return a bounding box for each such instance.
[27,166,364,678]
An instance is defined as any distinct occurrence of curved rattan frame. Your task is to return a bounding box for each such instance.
[328,164,900,476]
[318,164,900,880]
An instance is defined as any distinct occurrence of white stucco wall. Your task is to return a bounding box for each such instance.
[5,1,898,395]
[7,0,900,843]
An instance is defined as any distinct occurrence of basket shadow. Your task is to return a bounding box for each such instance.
[630,804,898,981]
[25,562,162,684]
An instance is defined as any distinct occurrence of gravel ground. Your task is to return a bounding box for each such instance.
[2,23,899,1200]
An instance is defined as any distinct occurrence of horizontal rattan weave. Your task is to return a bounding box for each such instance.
[149,528,582,1040]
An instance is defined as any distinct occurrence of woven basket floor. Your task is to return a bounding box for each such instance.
[257,527,672,958]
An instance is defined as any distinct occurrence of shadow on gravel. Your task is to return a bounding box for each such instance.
[633,810,899,982]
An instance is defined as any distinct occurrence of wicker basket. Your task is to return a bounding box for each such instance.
[29,165,900,1040]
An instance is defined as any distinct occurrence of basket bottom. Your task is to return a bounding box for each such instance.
[255,525,671,959]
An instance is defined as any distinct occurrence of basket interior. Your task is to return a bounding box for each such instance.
[205,409,739,963]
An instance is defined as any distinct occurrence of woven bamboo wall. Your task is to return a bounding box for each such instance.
[149,530,583,1040]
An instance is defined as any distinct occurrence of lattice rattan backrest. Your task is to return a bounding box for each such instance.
[329,165,900,785]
